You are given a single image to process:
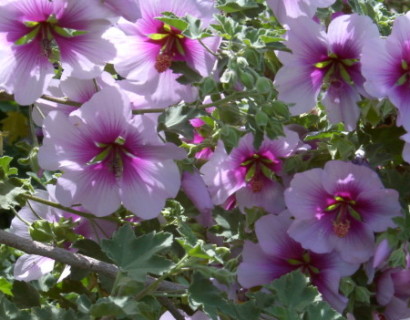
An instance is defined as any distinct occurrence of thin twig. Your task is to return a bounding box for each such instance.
[132,90,262,115]
[23,194,117,222]
[0,229,118,278]
[0,229,187,292]
[157,297,186,320]
[40,94,82,107]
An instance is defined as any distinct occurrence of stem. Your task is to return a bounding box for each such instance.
[23,194,117,222]
[40,94,82,107]
[132,90,262,115]
[157,297,186,320]
[10,207,31,226]
[0,229,187,292]
[134,255,189,300]
[198,38,220,58]
[0,229,118,278]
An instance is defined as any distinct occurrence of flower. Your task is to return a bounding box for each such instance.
[237,213,358,312]
[102,0,141,22]
[274,14,379,130]
[38,86,185,218]
[201,130,299,214]
[285,161,401,263]
[266,0,336,26]
[0,0,117,105]
[376,267,410,320]
[181,170,214,227]
[32,72,115,126]
[9,187,117,281]
[361,12,410,131]
[112,0,220,107]
[9,189,60,281]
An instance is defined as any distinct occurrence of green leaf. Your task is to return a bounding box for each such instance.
[182,15,212,39]
[304,301,345,320]
[220,125,239,153]
[266,270,318,312]
[255,110,268,127]
[0,278,12,296]
[189,272,228,320]
[170,61,202,85]
[354,286,371,304]
[73,239,112,263]
[12,281,40,309]
[0,292,31,319]
[156,12,189,31]
[158,103,202,139]
[216,0,259,13]
[101,225,173,282]
[29,220,54,242]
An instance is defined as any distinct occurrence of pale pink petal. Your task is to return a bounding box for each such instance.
[121,159,181,219]
[322,82,361,131]
[285,168,329,220]
[14,254,55,282]
[322,161,384,195]
[236,181,285,214]
[288,217,335,254]
[237,241,293,288]
[201,142,245,205]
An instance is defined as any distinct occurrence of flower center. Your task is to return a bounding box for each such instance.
[87,136,134,179]
[324,192,361,238]
[286,251,320,275]
[240,153,281,193]
[314,53,358,88]
[148,23,186,73]
[396,59,410,87]
[15,14,87,63]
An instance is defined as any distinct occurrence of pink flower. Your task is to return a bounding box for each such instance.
[9,187,117,281]
[362,12,410,131]
[0,0,117,105]
[285,161,401,264]
[181,170,214,227]
[376,267,410,320]
[38,86,185,218]
[201,130,299,214]
[237,213,358,312]
[274,14,379,130]
[266,0,336,25]
[112,0,220,107]
[102,0,141,22]
[32,72,115,126]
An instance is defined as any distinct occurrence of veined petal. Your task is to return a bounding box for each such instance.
[236,181,285,215]
[55,167,121,216]
[120,158,181,219]
[288,217,335,254]
[285,168,329,220]
[322,161,384,195]
[312,270,348,313]
[333,222,375,263]
[201,142,245,205]
[357,189,401,232]
[10,41,54,105]
[255,213,300,257]
[237,241,293,288]
[322,81,361,131]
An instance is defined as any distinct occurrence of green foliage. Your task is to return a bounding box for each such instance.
[0,156,30,210]
[101,225,174,282]
[249,270,345,320]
